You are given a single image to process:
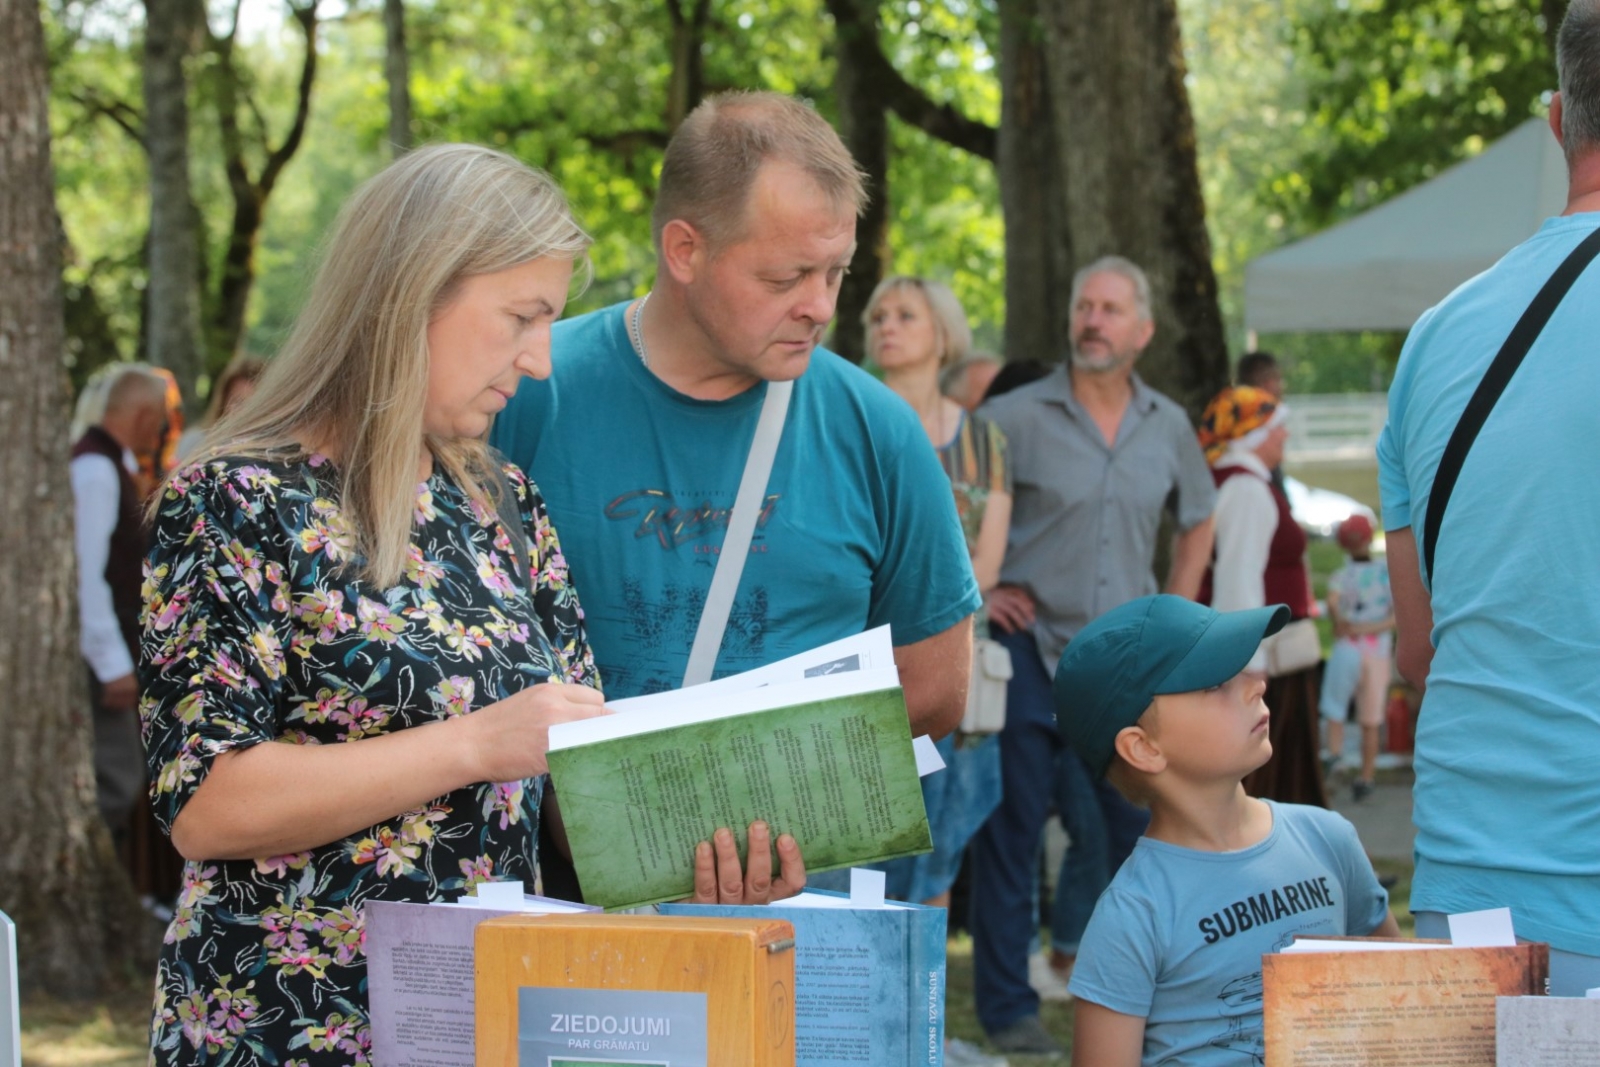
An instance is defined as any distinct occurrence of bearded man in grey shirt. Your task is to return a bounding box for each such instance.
[968,256,1217,1056]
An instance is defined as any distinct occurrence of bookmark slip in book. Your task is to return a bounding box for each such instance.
[1449,907,1517,947]
[549,660,932,910]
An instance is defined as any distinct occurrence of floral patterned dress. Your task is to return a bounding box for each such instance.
[138,454,598,1065]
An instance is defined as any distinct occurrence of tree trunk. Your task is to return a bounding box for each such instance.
[997,0,1074,368]
[384,0,412,155]
[664,0,711,133]
[827,0,891,364]
[207,1,320,375]
[142,0,207,418]
[999,0,1228,414]
[0,0,148,999]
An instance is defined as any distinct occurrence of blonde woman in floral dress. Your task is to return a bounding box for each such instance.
[138,146,610,1064]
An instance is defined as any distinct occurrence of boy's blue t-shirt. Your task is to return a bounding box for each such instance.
[1377,213,1600,955]
[489,302,980,697]
[1068,801,1390,1067]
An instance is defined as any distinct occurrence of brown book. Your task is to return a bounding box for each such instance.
[1262,937,1549,1066]
[475,913,796,1067]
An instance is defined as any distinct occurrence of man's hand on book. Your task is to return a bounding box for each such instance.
[690,821,806,905]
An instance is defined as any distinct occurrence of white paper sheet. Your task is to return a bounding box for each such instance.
[549,667,902,750]
[1281,939,1456,953]
[912,735,946,777]
[604,626,896,716]
[1449,907,1517,948]
[441,881,591,914]
[771,890,911,911]
[850,868,888,908]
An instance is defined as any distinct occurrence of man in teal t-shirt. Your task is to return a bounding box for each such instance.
[1379,4,1600,997]
[492,93,978,737]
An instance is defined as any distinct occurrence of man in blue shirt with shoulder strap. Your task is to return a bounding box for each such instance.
[493,92,980,909]
[1380,0,1600,997]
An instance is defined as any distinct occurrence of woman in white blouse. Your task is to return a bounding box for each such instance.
[1198,385,1327,807]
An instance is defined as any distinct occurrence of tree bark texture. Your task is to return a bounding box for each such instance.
[998,0,1074,370]
[829,0,996,162]
[999,0,1228,414]
[208,0,320,375]
[664,0,711,133]
[827,0,891,364]
[142,0,207,418]
[0,0,148,998]
[384,0,412,155]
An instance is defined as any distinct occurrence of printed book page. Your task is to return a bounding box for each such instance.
[1263,941,1547,1066]
[551,685,930,909]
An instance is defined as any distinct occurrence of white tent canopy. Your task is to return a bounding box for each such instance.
[1244,118,1570,334]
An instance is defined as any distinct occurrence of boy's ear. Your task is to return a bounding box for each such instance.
[1115,724,1165,775]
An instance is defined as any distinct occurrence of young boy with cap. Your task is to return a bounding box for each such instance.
[1056,594,1399,1067]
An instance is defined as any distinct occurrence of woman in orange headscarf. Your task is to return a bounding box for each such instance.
[1197,385,1327,807]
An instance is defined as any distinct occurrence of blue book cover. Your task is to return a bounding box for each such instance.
[659,890,946,1067]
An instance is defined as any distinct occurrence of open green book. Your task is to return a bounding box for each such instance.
[546,629,932,910]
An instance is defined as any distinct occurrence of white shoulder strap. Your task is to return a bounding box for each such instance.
[681,379,794,687]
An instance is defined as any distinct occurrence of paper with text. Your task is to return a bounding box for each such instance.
[550,684,931,909]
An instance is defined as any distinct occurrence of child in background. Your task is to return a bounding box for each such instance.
[1319,515,1395,801]
[1055,595,1398,1067]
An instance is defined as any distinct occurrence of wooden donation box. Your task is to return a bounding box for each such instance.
[475,913,796,1067]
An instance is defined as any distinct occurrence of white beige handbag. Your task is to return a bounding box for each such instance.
[961,637,1013,733]
[1262,618,1321,678]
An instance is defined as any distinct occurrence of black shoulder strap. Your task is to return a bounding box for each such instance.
[1422,225,1600,582]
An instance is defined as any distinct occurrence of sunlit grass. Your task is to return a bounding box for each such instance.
[944,929,1076,1066]
[20,987,148,1067]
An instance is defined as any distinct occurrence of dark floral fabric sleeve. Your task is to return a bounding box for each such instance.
[140,461,298,834]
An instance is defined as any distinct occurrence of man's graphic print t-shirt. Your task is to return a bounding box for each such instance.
[490,302,979,697]
[1068,801,1390,1067]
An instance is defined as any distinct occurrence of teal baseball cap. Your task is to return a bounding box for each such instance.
[1053,595,1290,776]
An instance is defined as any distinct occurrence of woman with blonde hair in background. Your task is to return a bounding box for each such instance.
[866,278,1011,891]
[138,144,611,1063]
[868,276,1012,1067]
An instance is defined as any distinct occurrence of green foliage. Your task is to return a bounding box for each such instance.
[1180,0,1499,395]
[1257,331,1401,393]
[45,0,149,385]
[1271,0,1560,230]
[49,0,1499,398]
[886,117,1005,350]
[878,0,1004,349]
[244,19,388,357]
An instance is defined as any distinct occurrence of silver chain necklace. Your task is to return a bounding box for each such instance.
[627,292,652,367]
